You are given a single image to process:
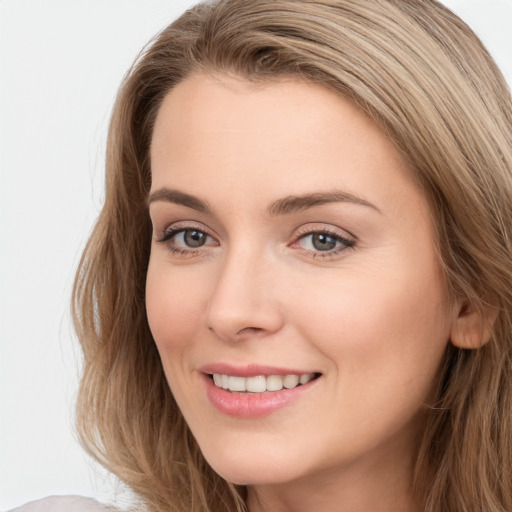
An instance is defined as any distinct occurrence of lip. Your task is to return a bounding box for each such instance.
[198,363,317,377]
[199,363,321,418]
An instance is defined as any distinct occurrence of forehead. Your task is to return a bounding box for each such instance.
[151,73,385,147]
[149,73,425,222]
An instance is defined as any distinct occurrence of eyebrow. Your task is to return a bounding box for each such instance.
[147,188,211,212]
[148,187,380,215]
[268,191,381,215]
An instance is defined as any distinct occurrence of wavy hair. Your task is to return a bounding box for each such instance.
[72,1,512,510]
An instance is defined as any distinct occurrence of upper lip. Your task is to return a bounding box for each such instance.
[198,363,320,377]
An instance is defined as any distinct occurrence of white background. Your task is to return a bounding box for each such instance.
[1,0,511,510]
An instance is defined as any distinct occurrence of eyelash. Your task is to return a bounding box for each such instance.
[156,225,217,257]
[293,227,356,259]
[156,224,356,260]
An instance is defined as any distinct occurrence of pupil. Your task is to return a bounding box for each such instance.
[312,233,336,251]
[184,230,206,248]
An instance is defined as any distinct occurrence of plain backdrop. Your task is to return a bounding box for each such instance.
[1,0,511,510]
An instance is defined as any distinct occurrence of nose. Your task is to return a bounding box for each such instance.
[205,247,284,343]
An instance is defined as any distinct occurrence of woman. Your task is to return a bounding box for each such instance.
[17,0,512,511]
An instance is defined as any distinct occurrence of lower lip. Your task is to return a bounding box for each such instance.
[203,374,319,418]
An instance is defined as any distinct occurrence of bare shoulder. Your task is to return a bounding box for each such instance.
[9,496,121,512]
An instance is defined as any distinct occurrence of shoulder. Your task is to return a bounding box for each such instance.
[9,496,120,512]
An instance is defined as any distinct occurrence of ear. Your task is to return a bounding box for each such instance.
[450,298,499,349]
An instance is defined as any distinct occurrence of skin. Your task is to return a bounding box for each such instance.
[146,74,463,512]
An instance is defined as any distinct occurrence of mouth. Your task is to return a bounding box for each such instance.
[207,372,321,393]
[199,364,322,417]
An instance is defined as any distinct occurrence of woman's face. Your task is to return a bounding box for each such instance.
[146,74,457,489]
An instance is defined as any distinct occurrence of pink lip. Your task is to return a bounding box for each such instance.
[198,363,315,377]
[198,364,320,418]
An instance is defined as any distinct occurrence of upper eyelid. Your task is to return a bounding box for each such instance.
[294,223,356,241]
[157,220,214,237]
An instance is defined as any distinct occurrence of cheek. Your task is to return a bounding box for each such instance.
[289,262,452,384]
[145,262,206,363]
[282,266,452,460]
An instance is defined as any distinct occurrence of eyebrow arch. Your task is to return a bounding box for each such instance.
[268,191,381,216]
[147,187,380,215]
[148,187,211,212]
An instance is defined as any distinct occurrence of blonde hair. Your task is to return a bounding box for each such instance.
[72,1,512,511]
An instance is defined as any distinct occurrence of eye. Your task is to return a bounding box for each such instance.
[300,232,340,251]
[293,227,356,258]
[156,225,217,255]
[174,229,209,248]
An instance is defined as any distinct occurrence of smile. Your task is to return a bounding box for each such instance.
[199,364,322,417]
[211,372,318,393]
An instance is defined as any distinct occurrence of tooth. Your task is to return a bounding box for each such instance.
[299,373,315,385]
[266,375,284,391]
[246,375,267,393]
[213,372,316,392]
[283,374,300,389]
[228,376,246,392]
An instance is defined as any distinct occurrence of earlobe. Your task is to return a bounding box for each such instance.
[450,298,499,349]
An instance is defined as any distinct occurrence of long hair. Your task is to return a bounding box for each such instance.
[72,1,512,510]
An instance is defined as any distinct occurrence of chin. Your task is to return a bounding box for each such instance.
[201,444,306,486]
[212,463,299,486]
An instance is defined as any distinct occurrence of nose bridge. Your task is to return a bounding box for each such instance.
[205,242,283,341]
